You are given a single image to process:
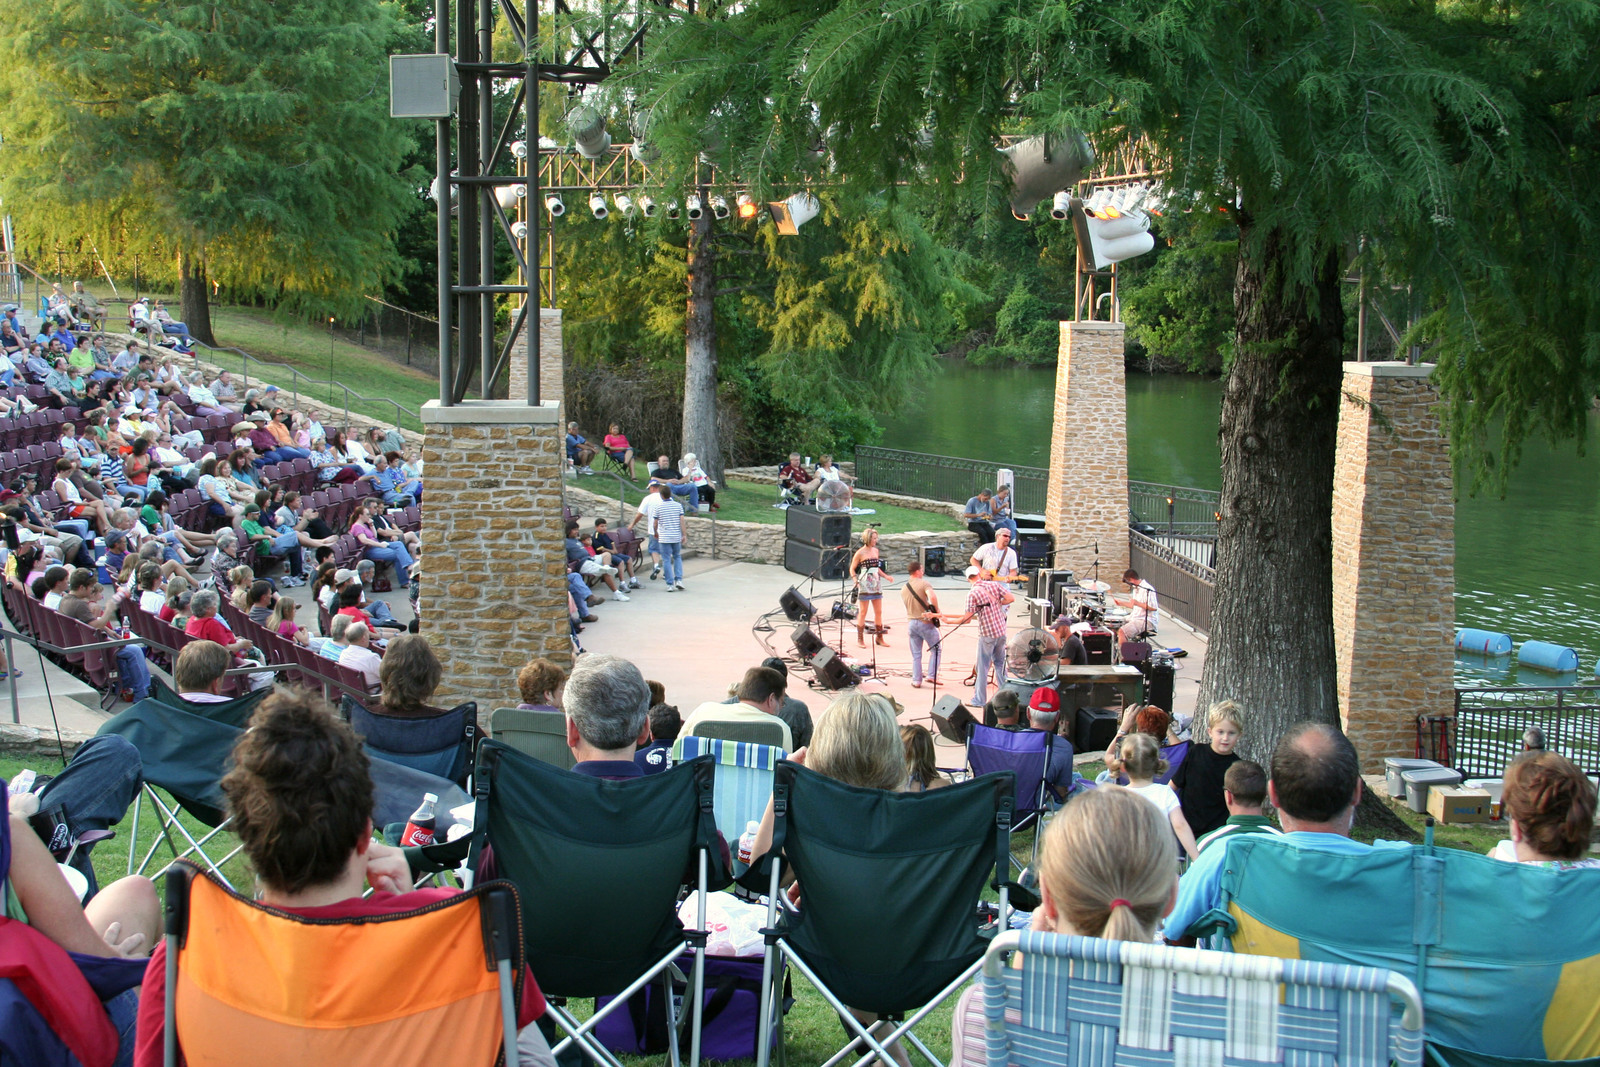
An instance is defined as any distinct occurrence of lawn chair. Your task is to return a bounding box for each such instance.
[489,706,575,770]
[670,735,785,874]
[468,740,728,1067]
[146,675,271,729]
[1188,833,1600,1064]
[688,716,790,749]
[966,723,1052,871]
[160,862,527,1067]
[979,930,1424,1067]
[342,694,478,787]
[744,763,1017,1067]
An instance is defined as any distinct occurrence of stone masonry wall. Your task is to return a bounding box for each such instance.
[420,400,572,710]
[1045,322,1131,583]
[507,309,564,422]
[1331,363,1455,771]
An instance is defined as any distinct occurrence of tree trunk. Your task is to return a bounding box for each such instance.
[1194,219,1345,764]
[178,250,216,348]
[682,197,722,483]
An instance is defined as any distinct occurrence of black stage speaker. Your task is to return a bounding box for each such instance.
[1146,661,1175,713]
[1082,631,1114,665]
[918,545,947,578]
[779,586,815,622]
[929,695,976,744]
[784,540,850,581]
[810,646,858,690]
[791,625,826,659]
[1074,706,1121,753]
[785,505,852,548]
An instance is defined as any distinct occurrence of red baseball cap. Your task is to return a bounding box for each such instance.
[1029,687,1061,714]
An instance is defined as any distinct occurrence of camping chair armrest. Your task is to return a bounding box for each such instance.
[1179,906,1238,942]
[404,835,472,880]
[995,880,1040,914]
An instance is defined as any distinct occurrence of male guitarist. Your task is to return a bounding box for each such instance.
[968,527,1022,584]
[901,559,942,688]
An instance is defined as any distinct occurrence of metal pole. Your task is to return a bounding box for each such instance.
[436,0,454,406]
[527,0,541,407]
[6,636,15,724]
[455,0,479,404]
[479,0,495,398]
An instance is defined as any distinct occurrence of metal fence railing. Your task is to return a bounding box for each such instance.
[1129,529,1214,634]
[1128,480,1221,537]
[853,447,1049,514]
[1446,686,1600,779]
[191,339,421,434]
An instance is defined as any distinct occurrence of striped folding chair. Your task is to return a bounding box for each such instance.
[979,931,1423,1067]
[671,735,786,875]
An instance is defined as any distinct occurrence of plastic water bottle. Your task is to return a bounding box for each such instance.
[737,820,760,866]
[400,792,438,847]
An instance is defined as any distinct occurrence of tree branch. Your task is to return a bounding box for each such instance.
[711,283,771,298]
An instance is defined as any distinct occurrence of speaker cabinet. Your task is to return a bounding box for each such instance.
[779,586,815,622]
[918,545,947,578]
[1074,706,1121,753]
[784,505,852,548]
[1146,662,1175,713]
[1016,531,1054,574]
[784,540,850,581]
[810,646,858,690]
[1082,631,1114,665]
[791,625,826,660]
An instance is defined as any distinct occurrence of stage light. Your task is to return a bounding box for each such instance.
[588,193,608,219]
[686,194,703,220]
[511,220,528,240]
[493,183,526,211]
[510,140,528,160]
[1000,131,1095,218]
[629,109,659,163]
[736,193,758,219]
[1050,190,1072,221]
[710,195,730,220]
[613,193,635,217]
[768,193,819,235]
[567,105,611,160]
[638,195,658,218]
[1075,204,1154,267]
[544,194,564,217]
[665,200,681,219]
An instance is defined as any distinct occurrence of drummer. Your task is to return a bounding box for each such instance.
[1109,568,1159,643]
[969,527,1020,583]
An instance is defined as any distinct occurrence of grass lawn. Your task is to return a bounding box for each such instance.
[570,473,964,536]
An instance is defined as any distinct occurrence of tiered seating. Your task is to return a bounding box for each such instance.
[215,596,379,702]
[1,577,125,706]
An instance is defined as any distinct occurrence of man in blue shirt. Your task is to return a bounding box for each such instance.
[564,654,652,780]
[1163,722,1409,941]
[963,489,995,545]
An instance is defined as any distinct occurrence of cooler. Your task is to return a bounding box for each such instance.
[1403,765,1464,814]
[1385,757,1440,799]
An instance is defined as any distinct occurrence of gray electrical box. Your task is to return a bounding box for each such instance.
[390,54,459,119]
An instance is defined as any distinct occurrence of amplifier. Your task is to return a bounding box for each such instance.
[1082,631,1114,665]
[918,545,947,578]
[784,505,852,548]
[1031,569,1075,605]
[1075,706,1121,753]
[784,540,850,581]
[1016,531,1054,574]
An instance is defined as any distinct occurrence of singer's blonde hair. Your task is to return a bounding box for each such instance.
[1038,787,1175,941]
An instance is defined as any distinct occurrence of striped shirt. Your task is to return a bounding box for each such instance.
[966,580,1010,640]
[653,498,684,543]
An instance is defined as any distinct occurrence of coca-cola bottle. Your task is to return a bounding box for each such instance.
[400,792,438,847]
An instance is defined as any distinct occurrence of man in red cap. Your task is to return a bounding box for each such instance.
[1027,686,1078,803]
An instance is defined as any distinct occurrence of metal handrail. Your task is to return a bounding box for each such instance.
[0,624,144,725]
[187,337,421,433]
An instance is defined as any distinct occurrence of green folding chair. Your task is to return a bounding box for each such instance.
[467,740,730,1067]
[743,763,1017,1067]
[489,706,575,770]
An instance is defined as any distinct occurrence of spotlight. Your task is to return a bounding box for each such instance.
[629,109,659,163]
[544,194,565,217]
[493,183,526,212]
[665,200,681,219]
[999,131,1095,218]
[638,195,658,218]
[510,140,528,160]
[768,193,819,235]
[511,220,528,240]
[686,194,704,220]
[613,193,635,217]
[1050,191,1072,221]
[567,105,612,160]
[736,192,758,219]
[710,195,730,219]
[588,193,608,219]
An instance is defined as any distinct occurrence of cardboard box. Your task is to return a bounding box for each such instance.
[1427,785,1493,824]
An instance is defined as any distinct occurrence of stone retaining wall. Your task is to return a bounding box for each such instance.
[0,723,88,762]
[722,467,967,521]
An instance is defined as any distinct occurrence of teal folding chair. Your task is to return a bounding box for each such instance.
[980,930,1424,1067]
[671,735,785,875]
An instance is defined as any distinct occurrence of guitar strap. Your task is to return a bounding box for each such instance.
[908,581,940,628]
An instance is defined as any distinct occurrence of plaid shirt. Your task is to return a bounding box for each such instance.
[966,580,1010,640]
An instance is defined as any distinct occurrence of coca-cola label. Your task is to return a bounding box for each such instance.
[401,823,435,847]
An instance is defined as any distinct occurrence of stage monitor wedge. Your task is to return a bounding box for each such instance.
[779,586,815,622]
[791,625,826,659]
[784,540,850,581]
[810,646,858,690]
[785,505,852,549]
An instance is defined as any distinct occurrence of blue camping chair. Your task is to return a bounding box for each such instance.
[967,724,1051,871]
[671,735,786,875]
[980,929,1424,1067]
[1190,833,1600,1065]
[343,695,478,787]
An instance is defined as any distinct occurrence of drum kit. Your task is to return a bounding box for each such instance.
[1056,577,1127,630]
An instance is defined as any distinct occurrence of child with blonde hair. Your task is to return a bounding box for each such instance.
[1170,699,1245,838]
[1113,732,1199,860]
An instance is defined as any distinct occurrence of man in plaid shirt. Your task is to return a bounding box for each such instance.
[947,564,1015,707]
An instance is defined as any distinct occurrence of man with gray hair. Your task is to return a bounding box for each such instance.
[563,654,652,779]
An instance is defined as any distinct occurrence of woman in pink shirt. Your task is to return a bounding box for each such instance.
[602,423,636,479]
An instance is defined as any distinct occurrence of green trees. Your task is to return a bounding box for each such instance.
[630,0,1600,753]
[0,0,423,343]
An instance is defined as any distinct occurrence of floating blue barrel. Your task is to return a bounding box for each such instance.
[1518,640,1579,674]
[1455,629,1512,656]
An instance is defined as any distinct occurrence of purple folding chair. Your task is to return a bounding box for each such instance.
[966,723,1053,874]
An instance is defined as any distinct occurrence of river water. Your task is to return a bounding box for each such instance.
[880,362,1600,686]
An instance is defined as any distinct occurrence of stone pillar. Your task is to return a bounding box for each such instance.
[1331,362,1454,771]
[507,308,564,421]
[420,399,571,709]
[1044,321,1130,585]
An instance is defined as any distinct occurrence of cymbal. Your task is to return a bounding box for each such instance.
[1078,580,1110,594]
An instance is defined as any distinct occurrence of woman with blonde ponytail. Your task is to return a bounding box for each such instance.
[950,788,1179,1064]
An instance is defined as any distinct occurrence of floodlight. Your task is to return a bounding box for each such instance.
[1073,203,1155,268]
[638,196,658,218]
[665,200,681,219]
[544,194,565,217]
[511,220,528,240]
[1050,191,1072,220]
[736,193,758,219]
[710,195,730,220]
[686,195,704,220]
[1000,131,1095,218]
[493,183,525,211]
[568,105,612,160]
[589,193,608,219]
[767,193,819,235]
[510,140,528,160]
[613,193,635,217]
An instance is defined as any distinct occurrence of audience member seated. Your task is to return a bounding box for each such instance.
[963,488,995,546]
[563,654,653,780]
[338,622,383,688]
[565,422,596,475]
[1196,760,1282,852]
[184,590,263,695]
[351,499,413,588]
[682,666,795,749]
[318,614,354,661]
[636,703,680,775]
[565,519,627,602]
[1025,688,1077,803]
[132,688,557,1067]
[601,423,636,479]
[648,454,700,511]
[589,519,638,588]
[811,454,854,510]
[370,634,449,720]
[58,567,152,702]
[901,723,950,792]
[986,689,1024,731]
[778,452,813,505]
[1110,733,1198,861]
[680,452,718,511]
[1488,751,1600,870]
[950,787,1178,1065]
[172,640,234,703]
[516,658,567,710]
[352,560,406,628]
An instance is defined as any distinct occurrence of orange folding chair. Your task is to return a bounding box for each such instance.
[160,862,526,1066]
